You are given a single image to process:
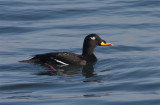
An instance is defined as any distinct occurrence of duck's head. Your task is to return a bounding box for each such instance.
[82,34,113,55]
[84,34,114,47]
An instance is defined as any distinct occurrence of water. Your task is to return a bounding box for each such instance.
[0,0,160,105]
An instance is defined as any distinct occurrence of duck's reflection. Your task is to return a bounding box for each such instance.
[36,64,96,78]
[82,64,95,77]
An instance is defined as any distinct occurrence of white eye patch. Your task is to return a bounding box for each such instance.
[90,36,96,40]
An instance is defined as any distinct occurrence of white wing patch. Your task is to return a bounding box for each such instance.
[90,36,96,40]
[54,59,69,65]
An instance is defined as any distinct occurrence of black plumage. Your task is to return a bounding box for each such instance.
[20,34,113,66]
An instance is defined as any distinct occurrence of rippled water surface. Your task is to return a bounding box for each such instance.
[0,0,160,105]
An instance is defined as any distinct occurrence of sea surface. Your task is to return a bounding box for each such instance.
[0,0,160,105]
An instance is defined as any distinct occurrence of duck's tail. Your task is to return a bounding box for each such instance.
[19,59,37,63]
[19,56,39,63]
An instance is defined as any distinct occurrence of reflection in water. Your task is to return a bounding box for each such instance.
[82,64,96,78]
[36,64,96,78]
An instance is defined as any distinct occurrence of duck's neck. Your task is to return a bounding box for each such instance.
[82,45,96,56]
[82,43,98,63]
[82,45,97,63]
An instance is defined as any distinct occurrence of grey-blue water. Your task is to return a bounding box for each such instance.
[0,0,160,105]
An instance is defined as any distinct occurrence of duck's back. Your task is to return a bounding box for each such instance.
[21,52,87,66]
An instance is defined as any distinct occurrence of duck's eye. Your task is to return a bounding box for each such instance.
[90,36,96,40]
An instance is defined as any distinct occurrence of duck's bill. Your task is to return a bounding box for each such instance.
[100,42,114,46]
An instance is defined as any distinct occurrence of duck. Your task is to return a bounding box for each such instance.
[20,34,113,70]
